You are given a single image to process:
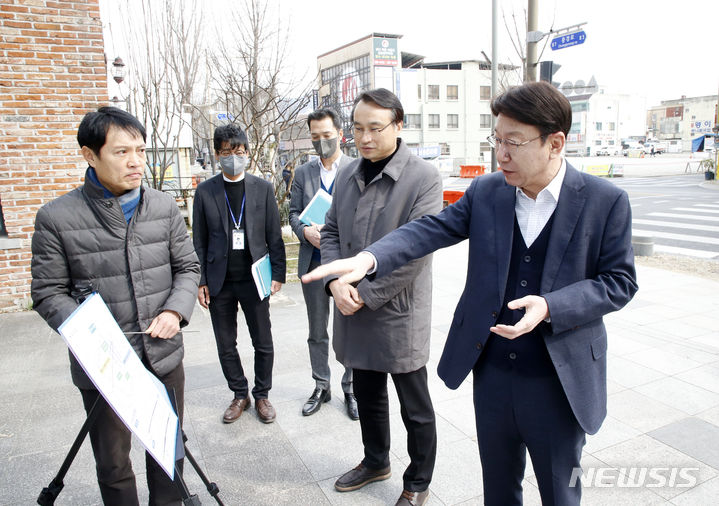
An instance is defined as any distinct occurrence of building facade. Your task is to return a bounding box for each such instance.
[316,33,518,171]
[317,32,403,147]
[397,61,519,170]
[646,95,718,152]
[563,80,646,156]
[0,0,107,311]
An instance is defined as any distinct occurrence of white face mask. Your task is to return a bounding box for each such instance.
[219,154,248,177]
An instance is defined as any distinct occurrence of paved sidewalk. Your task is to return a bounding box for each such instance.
[1,243,718,505]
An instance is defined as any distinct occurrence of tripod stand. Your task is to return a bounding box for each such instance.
[37,393,224,505]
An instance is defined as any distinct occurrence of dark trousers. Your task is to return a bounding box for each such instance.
[302,260,352,393]
[209,279,273,399]
[353,367,437,492]
[473,360,586,506]
[80,363,185,506]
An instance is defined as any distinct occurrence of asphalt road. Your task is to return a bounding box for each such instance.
[611,174,719,260]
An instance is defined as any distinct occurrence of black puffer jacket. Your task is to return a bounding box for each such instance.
[31,169,200,389]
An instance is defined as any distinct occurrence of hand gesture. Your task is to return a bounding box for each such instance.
[302,252,375,285]
[490,295,549,340]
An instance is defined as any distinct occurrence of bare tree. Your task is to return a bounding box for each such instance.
[112,0,205,190]
[208,0,312,204]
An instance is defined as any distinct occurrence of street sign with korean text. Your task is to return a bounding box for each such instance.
[551,30,586,51]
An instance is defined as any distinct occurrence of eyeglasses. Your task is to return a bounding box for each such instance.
[487,134,543,152]
[352,121,394,138]
[218,147,248,157]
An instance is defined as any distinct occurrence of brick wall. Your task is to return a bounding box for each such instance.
[0,0,107,311]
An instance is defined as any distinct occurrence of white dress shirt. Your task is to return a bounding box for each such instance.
[318,153,343,190]
[515,159,566,247]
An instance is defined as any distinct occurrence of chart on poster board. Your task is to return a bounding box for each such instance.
[58,293,178,478]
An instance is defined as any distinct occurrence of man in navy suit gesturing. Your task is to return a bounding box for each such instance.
[303,81,638,505]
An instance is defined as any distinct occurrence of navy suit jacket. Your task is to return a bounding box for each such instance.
[365,164,638,434]
[192,173,286,297]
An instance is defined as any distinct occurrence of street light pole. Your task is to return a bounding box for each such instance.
[526,0,538,81]
[110,57,130,114]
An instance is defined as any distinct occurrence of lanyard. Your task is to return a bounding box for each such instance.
[320,177,335,195]
[224,191,245,230]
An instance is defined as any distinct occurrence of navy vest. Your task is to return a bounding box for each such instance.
[481,214,557,377]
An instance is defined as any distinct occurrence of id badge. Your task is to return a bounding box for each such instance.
[232,228,245,250]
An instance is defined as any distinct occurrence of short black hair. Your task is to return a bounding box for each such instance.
[307,108,342,130]
[213,124,249,153]
[351,88,404,125]
[77,106,146,155]
[491,81,572,137]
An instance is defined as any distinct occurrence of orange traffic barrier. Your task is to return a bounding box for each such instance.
[459,165,487,178]
[443,190,464,207]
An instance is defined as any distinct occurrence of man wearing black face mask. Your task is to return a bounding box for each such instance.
[192,124,286,425]
[289,109,358,420]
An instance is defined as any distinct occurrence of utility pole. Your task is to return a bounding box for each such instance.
[526,0,538,81]
[491,0,498,172]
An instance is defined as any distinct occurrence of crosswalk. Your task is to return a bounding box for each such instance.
[617,176,703,188]
[631,203,719,259]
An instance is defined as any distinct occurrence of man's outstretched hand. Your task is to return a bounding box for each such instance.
[301,252,375,285]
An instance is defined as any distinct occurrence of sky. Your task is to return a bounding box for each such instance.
[277,0,719,107]
[100,0,719,110]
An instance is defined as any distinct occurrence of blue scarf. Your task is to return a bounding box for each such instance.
[87,167,141,223]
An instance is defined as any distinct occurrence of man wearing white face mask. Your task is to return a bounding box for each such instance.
[192,124,286,425]
[289,109,357,420]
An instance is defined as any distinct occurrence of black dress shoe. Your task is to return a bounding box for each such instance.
[334,463,391,492]
[396,489,429,506]
[345,393,359,421]
[302,387,331,416]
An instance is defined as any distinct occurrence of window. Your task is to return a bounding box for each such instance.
[440,143,450,155]
[480,114,491,129]
[608,122,616,131]
[480,86,491,100]
[595,122,602,131]
[404,114,422,129]
[480,141,491,151]
[447,114,459,129]
[319,54,371,134]
[417,84,422,100]
[447,85,458,101]
[428,114,440,129]
[428,85,439,100]
[595,140,602,146]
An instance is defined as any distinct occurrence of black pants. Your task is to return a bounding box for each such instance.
[473,360,586,506]
[80,363,185,506]
[353,367,437,492]
[209,279,273,399]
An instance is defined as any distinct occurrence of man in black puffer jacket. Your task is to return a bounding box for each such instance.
[31,106,200,505]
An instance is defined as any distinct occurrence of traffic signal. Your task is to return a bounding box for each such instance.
[540,61,561,87]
